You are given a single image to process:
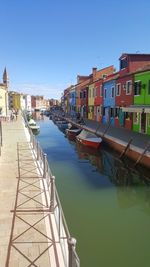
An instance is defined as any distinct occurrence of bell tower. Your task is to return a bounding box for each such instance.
[3,67,9,89]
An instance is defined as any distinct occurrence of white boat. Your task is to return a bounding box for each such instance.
[28,119,40,131]
[76,129,102,149]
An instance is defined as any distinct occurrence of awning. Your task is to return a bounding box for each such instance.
[121,107,144,113]
[121,106,150,113]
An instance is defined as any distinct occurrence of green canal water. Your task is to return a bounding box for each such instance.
[36,118,150,267]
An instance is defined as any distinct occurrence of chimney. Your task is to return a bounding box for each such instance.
[92,67,97,79]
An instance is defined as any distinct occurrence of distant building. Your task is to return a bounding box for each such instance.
[0,68,9,116]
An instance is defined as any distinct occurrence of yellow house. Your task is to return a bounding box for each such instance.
[8,91,21,110]
[88,83,95,120]
[0,84,7,116]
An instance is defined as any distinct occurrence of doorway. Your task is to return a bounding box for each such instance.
[141,112,146,133]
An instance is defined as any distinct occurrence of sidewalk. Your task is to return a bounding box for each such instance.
[0,116,29,266]
[0,116,65,267]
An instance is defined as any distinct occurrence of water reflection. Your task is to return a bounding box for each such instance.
[37,119,150,267]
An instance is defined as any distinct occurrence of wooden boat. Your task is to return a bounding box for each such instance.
[66,125,81,140]
[76,129,102,149]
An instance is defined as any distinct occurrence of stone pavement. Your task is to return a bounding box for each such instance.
[0,116,65,267]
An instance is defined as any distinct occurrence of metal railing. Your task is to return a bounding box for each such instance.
[23,112,80,267]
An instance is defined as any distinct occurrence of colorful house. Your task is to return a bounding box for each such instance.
[115,73,134,129]
[102,73,119,125]
[69,85,76,118]
[119,53,150,77]
[131,69,150,135]
[88,82,95,120]
[93,66,115,122]
[8,91,21,110]
[76,75,91,118]
[94,79,103,121]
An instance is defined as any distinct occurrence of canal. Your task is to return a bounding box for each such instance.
[36,117,150,267]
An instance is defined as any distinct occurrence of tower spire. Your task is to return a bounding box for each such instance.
[3,67,9,89]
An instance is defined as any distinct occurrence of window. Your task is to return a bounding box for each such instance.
[104,88,106,98]
[126,80,132,95]
[116,84,121,96]
[148,80,150,95]
[100,85,103,97]
[83,91,86,98]
[111,86,115,98]
[80,92,82,98]
[134,81,141,95]
[120,57,128,70]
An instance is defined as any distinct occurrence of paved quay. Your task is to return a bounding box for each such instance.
[0,116,66,267]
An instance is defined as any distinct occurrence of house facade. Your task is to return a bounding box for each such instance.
[115,73,134,129]
[132,70,150,135]
[102,74,118,125]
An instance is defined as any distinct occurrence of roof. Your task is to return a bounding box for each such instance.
[119,53,150,60]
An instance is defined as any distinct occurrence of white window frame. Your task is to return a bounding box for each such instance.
[116,83,121,96]
[126,80,132,95]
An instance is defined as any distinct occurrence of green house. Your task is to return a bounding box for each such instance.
[133,70,150,135]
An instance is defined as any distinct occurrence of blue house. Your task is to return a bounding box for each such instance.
[102,76,117,125]
[69,86,76,118]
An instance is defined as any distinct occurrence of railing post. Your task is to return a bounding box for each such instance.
[50,175,55,212]
[43,153,47,178]
[36,141,39,160]
[68,237,77,267]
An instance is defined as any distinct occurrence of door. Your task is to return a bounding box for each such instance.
[141,112,146,133]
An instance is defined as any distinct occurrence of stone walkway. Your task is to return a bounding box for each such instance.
[0,116,65,267]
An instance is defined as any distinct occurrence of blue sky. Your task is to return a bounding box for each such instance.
[0,0,150,99]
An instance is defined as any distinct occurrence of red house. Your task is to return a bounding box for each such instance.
[115,53,150,129]
[119,53,150,77]
[115,73,134,129]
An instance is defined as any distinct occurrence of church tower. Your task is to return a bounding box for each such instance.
[3,67,9,89]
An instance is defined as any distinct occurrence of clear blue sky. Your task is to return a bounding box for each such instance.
[0,0,150,99]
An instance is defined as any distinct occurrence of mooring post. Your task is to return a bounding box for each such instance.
[50,175,55,212]
[68,237,77,267]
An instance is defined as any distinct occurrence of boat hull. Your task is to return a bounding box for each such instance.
[76,136,101,149]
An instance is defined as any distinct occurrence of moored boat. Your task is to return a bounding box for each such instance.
[66,125,82,140]
[28,119,40,132]
[76,129,102,149]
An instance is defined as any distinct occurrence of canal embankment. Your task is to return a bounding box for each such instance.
[56,114,150,169]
